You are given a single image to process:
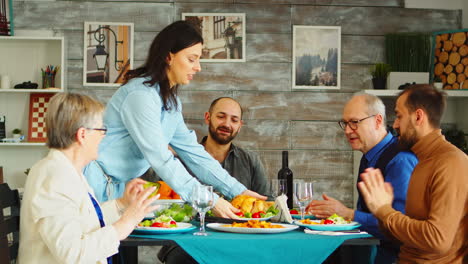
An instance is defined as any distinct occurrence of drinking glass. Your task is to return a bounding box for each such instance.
[269,178,287,199]
[294,182,314,220]
[192,185,214,236]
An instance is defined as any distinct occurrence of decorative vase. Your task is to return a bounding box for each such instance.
[372,78,387,89]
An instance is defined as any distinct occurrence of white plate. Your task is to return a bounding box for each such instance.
[152,199,185,205]
[133,222,196,234]
[238,216,274,221]
[294,220,361,231]
[207,222,299,234]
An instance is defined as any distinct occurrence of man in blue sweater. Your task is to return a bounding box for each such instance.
[307,93,418,264]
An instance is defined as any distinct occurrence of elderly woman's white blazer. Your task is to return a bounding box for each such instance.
[18,149,121,264]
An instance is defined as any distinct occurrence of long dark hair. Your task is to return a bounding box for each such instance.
[124,21,203,111]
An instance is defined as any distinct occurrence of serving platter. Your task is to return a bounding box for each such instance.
[207,223,298,234]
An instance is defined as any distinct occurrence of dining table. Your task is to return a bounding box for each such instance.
[119,221,379,264]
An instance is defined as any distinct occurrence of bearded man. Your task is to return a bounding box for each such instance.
[200,97,268,196]
[358,84,468,263]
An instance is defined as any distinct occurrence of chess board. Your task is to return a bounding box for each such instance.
[28,93,54,142]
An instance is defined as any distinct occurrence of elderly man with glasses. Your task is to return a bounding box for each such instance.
[307,93,418,264]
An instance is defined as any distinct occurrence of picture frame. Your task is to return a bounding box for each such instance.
[431,29,468,90]
[0,0,14,36]
[182,13,246,62]
[83,22,134,87]
[292,26,341,90]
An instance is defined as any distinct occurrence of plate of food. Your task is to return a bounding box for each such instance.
[207,220,299,234]
[134,215,196,234]
[229,195,279,219]
[134,223,196,234]
[289,209,316,220]
[294,214,360,231]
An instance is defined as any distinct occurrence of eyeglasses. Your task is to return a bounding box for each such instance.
[338,115,376,130]
[85,126,107,135]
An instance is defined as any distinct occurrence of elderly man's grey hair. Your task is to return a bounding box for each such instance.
[352,92,386,124]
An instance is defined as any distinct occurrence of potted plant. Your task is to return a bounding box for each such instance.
[12,128,22,139]
[370,63,391,89]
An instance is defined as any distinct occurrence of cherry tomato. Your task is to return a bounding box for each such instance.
[324,219,334,225]
[170,221,176,225]
[151,222,164,227]
[252,212,261,218]
[235,211,245,217]
[290,209,299,214]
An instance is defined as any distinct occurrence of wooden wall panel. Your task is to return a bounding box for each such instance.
[185,119,290,149]
[291,121,350,150]
[289,0,402,6]
[246,33,291,63]
[185,62,290,91]
[9,1,461,218]
[14,2,174,31]
[175,3,292,33]
[234,91,350,120]
[292,6,460,35]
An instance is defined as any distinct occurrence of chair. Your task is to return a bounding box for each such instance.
[0,183,20,263]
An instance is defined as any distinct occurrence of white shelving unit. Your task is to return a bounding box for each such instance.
[364,89,468,97]
[364,89,468,134]
[0,36,65,188]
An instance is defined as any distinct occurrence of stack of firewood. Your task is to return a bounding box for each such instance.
[433,31,468,90]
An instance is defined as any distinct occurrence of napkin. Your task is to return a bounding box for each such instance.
[271,194,293,223]
[304,229,368,236]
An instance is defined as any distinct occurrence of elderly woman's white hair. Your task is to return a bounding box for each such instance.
[46,93,104,149]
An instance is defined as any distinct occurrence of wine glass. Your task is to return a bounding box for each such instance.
[192,185,214,236]
[294,181,314,220]
[269,178,287,199]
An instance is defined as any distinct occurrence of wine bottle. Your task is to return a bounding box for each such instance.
[277,151,294,209]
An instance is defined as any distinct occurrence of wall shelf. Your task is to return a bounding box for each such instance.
[0,89,63,93]
[0,142,46,146]
[364,89,468,97]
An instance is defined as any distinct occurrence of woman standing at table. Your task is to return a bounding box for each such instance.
[84,20,265,218]
[18,93,160,264]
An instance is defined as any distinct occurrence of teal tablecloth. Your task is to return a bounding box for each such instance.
[130,227,371,264]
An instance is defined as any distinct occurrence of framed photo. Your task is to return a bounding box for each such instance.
[182,13,246,62]
[293,26,341,90]
[28,93,54,142]
[83,22,134,87]
[0,0,14,35]
[431,29,468,90]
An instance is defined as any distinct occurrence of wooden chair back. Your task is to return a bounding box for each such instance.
[0,183,20,263]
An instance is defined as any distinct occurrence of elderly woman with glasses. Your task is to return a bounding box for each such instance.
[18,93,160,264]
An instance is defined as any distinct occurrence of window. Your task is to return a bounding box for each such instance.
[213,16,225,40]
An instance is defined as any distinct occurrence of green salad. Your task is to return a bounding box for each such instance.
[155,203,194,222]
[327,213,350,224]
